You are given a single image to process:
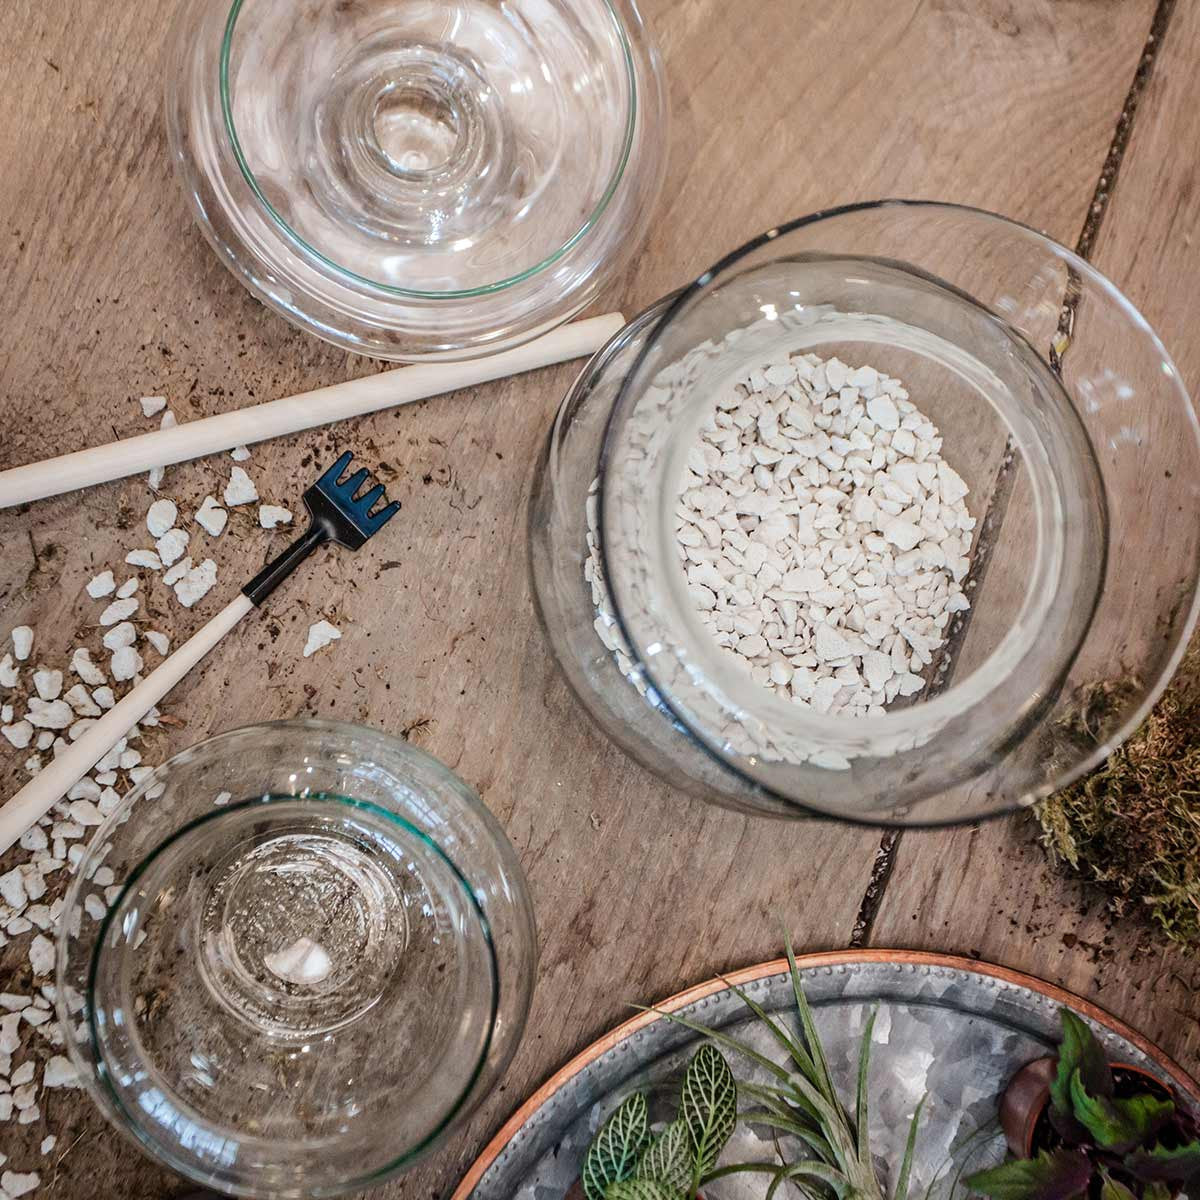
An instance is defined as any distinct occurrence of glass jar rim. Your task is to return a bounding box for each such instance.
[597,200,1200,822]
[61,724,502,1190]
[218,0,639,301]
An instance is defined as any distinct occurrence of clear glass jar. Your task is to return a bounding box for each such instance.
[56,720,536,1198]
[530,202,1200,826]
[165,0,666,361]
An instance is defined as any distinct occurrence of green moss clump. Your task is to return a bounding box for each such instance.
[1037,637,1200,950]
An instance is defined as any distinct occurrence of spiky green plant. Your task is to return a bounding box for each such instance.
[645,933,926,1200]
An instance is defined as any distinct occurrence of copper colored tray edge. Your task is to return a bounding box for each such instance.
[451,948,1200,1200]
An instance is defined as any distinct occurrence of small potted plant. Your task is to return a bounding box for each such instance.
[968,1009,1200,1200]
[575,1044,737,1200]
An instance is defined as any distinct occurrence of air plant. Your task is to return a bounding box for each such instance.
[580,933,927,1200]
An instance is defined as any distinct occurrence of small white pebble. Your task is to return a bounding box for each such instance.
[70,648,105,686]
[1,722,33,750]
[125,548,162,570]
[92,686,115,709]
[84,894,107,921]
[116,577,139,599]
[161,555,192,586]
[26,699,73,730]
[174,559,217,608]
[195,495,228,537]
[143,631,169,655]
[231,445,251,462]
[303,620,342,658]
[32,669,63,701]
[264,936,332,984]
[148,464,165,490]
[102,622,137,652]
[99,597,138,626]
[110,645,143,682]
[0,654,17,688]
[10,628,32,662]
[224,466,258,506]
[9,1062,33,1087]
[215,791,232,806]
[2,1170,40,1197]
[43,1055,79,1088]
[258,504,293,529]
[63,684,100,716]
[29,934,54,976]
[40,1135,56,1155]
[156,527,189,567]
[18,827,47,853]
[68,800,103,826]
[139,396,167,417]
[146,498,178,539]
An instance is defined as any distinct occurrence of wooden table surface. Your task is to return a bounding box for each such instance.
[1,0,1198,1195]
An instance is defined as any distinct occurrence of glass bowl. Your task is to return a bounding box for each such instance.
[529,201,1200,826]
[165,0,666,361]
[55,720,536,1198]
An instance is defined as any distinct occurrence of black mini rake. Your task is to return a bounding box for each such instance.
[0,450,401,855]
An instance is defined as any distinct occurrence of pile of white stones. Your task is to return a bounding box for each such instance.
[676,352,974,717]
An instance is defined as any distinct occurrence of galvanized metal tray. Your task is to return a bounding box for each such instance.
[452,951,1199,1200]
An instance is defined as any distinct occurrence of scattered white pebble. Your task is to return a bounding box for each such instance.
[143,631,169,655]
[174,559,217,608]
[215,791,232,806]
[10,628,32,662]
[67,799,103,826]
[40,1135,56,1155]
[32,668,62,701]
[303,620,341,658]
[1,722,33,750]
[195,495,228,537]
[29,934,54,976]
[156,527,189,567]
[224,466,258,506]
[42,1056,79,1088]
[116,577,139,599]
[162,555,192,586]
[99,597,138,626]
[85,570,116,599]
[146,498,178,538]
[10,1062,33,1087]
[63,684,100,716]
[0,654,17,688]
[70,648,106,686]
[84,894,107,921]
[110,645,143,682]
[25,700,72,730]
[0,870,27,908]
[125,548,162,570]
[140,396,167,417]
[92,686,115,709]
[2,1170,40,1197]
[231,445,251,462]
[258,504,293,529]
[102,622,137,652]
[148,464,165,490]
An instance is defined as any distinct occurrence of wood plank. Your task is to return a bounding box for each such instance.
[868,0,1200,1075]
[0,0,1159,1194]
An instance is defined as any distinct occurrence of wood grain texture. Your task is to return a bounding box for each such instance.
[0,0,1169,1194]
[867,0,1200,1078]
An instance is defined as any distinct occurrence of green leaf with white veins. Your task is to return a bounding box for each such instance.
[606,1180,684,1200]
[636,1121,693,1193]
[584,1094,650,1200]
[681,1046,738,1181]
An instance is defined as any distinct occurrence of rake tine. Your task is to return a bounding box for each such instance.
[357,482,386,512]
[340,467,372,497]
[369,500,402,528]
[319,449,354,487]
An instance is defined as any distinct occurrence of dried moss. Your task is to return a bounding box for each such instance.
[1037,636,1200,950]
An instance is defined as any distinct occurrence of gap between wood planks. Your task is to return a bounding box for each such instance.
[847,0,1180,950]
